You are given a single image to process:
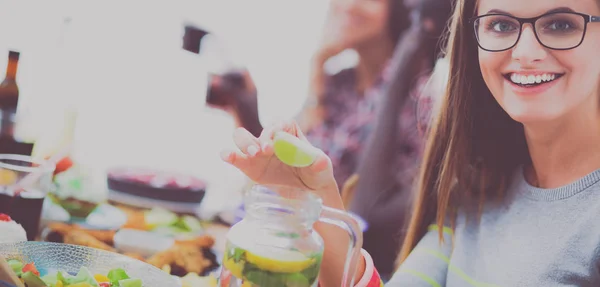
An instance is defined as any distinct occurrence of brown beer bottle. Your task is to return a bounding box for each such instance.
[0,50,33,155]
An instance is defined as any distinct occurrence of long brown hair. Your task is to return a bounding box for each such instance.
[396,0,530,266]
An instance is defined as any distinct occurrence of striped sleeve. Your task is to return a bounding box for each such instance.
[353,225,453,287]
[385,224,453,286]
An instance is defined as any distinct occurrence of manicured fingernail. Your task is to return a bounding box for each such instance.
[220,150,232,162]
[247,145,259,156]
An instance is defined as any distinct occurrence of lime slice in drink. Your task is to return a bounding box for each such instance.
[273,132,318,168]
[245,244,316,273]
[223,258,245,279]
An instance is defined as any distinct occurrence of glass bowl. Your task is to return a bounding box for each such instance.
[0,241,178,286]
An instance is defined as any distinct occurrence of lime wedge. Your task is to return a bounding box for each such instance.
[273,132,318,168]
[244,244,316,273]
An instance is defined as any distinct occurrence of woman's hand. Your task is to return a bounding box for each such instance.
[222,121,361,287]
[221,121,340,199]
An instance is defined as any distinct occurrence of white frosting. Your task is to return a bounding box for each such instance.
[0,220,28,243]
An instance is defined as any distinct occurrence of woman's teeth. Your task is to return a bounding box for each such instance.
[509,73,559,85]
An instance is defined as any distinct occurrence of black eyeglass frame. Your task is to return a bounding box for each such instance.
[469,11,600,52]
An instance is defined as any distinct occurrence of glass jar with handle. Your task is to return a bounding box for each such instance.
[219,184,363,287]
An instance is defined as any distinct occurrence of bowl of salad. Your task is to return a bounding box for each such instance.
[0,241,178,287]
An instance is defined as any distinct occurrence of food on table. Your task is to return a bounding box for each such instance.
[47,195,99,219]
[273,132,318,168]
[46,224,115,252]
[81,230,116,246]
[174,236,215,249]
[221,240,322,287]
[173,245,211,275]
[51,156,73,176]
[107,168,206,203]
[113,229,174,257]
[63,230,115,253]
[145,249,174,270]
[6,259,143,287]
[46,223,116,247]
[0,213,27,244]
[120,207,205,239]
[0,190,46,241]
[178,272,217,287]
[120,210,146,231]
[49,165,102,219]
[43,221,219,278]
[143,208,178,229]
[146,244,214,276]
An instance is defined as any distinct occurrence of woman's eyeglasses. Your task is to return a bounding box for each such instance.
[470,11,600,52]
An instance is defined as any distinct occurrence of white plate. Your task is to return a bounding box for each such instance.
[41,200,128,230]
[113,229,175,257]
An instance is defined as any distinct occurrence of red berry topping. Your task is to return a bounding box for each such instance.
[0,213,12,222]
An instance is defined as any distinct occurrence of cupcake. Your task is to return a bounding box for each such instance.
[0,213,27,243]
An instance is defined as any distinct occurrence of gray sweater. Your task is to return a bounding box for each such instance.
[387,166,600,286]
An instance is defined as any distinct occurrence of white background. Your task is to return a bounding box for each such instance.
[0,0,331,217]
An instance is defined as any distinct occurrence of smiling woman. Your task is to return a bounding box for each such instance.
[219,0,600,286]
[387,0,600,285]
[203,0,600,285]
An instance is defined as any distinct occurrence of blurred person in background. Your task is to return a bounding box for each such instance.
[345,0,453,278]
[208,0,409,191]
[211,0,452,277]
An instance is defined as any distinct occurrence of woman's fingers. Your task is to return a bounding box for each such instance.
[309,149,332,173]
[291,121,308,141]
[259,120,307,142]
[257,124,279,155]
[223,127,263,172]
[233,127,261,156]
[220,148,257,173]
[258,120,296,155]
[258,120,321,168]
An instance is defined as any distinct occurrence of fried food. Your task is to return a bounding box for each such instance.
[147,243,214,275]
[121,210,147,230]
[175,235,215,249]
[146,248,176,268]
[47,222,115,245]
[173,245,212,275]
[47,222,75,235]
[63,230,116,252]
[84,229,116,245]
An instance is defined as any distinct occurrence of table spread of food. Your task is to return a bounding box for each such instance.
[0,157,225,287]
[43,207,221,278]
[8,258,142,287]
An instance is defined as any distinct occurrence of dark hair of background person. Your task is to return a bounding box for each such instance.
[388,0,411,45]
